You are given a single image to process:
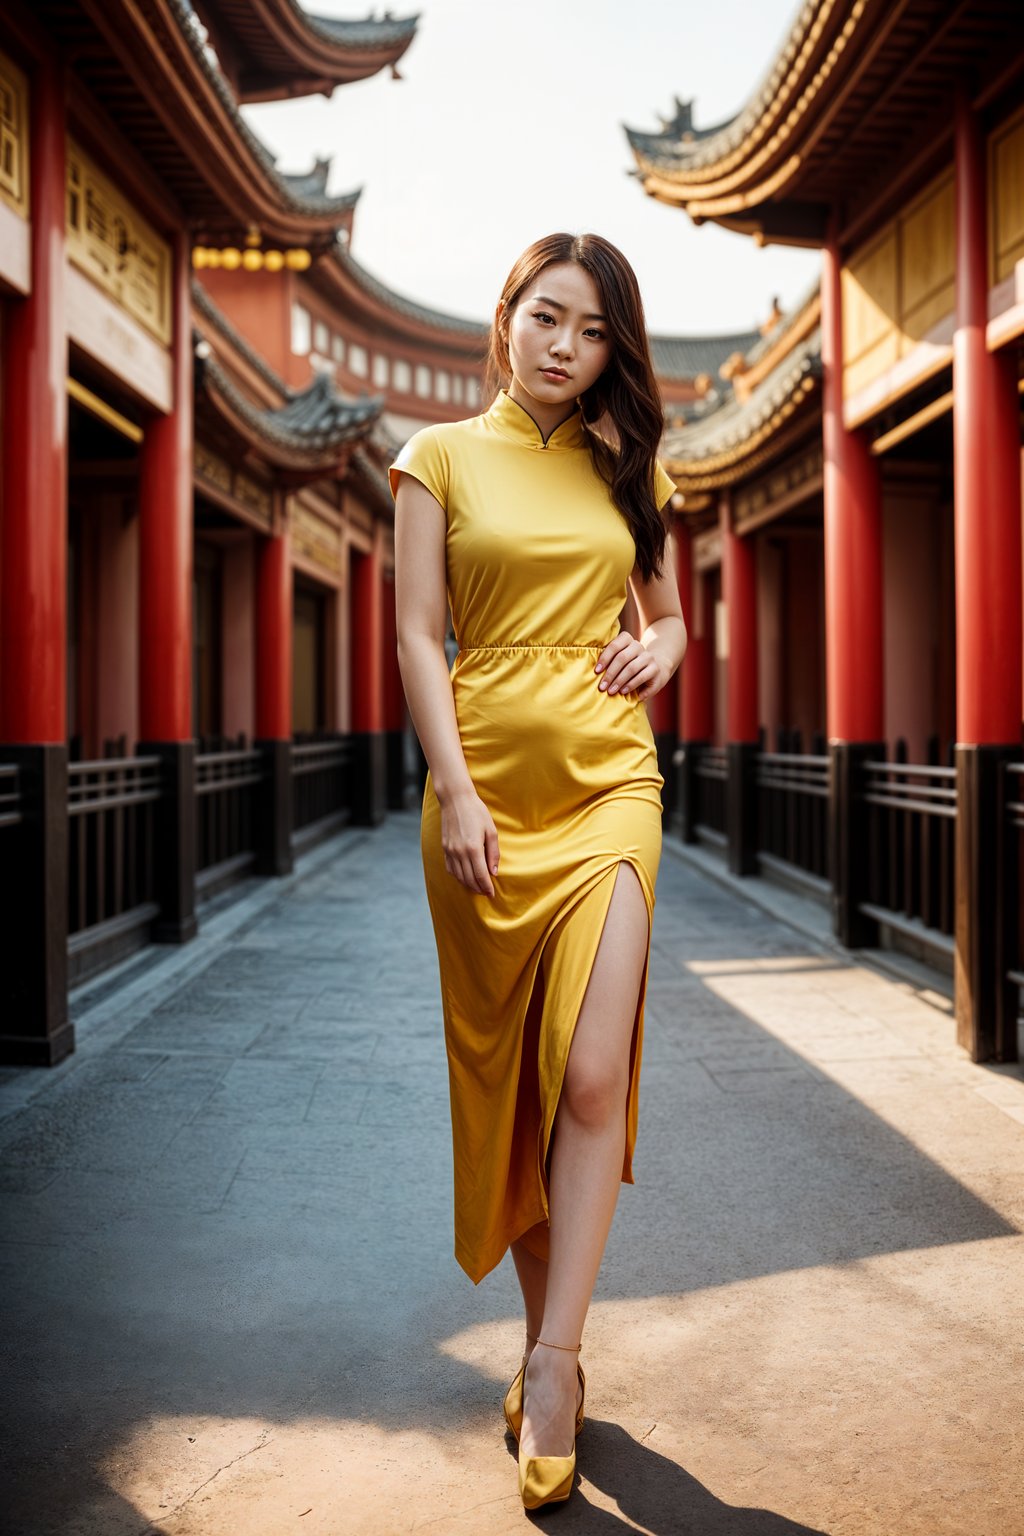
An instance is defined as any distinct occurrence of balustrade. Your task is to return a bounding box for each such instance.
[860,745,957,940]
[67,754,161,938]
[195,735,263,880]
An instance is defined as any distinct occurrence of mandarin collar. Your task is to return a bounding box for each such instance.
[484,388,587,451]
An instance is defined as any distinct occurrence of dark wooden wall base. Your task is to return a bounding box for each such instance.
[138,740,198,943]
[727,742,758,876]
[256,738,294,877]
[955,743,1019,1062]
[830,741,886,949]
[0,744,74,1065]
[654,730,676,827]
[350,732,387,826]
[385,730,406,811]
[678,739,707,845]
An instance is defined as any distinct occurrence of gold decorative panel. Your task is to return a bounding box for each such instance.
[235,473,272,522]
[195,444,231,494]
[842,170,954,402]
[900,174,955,342]
[292,503,342,577]
[0,50,28,216]
[734,443,823,531]
[990,107,1024,284]
[66,139,171,345]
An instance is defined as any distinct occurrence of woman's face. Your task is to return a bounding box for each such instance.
[502,261,612,409]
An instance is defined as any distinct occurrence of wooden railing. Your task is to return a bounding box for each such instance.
[292,733,351,837]
[756,749,830,882]
[0,764,21,830]
[67,754,161,937]
[1001,762,1024,1039]
[692,745,727,843]
[195,737,263,877]
[860,750,957,939]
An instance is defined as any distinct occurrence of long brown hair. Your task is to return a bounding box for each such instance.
[483,232,669,582]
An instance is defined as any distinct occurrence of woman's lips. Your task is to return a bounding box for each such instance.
[541,368,569,380]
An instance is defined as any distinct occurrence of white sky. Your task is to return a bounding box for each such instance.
[244,0,821,336]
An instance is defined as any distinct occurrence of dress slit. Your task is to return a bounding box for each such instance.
[511,856,654,1269]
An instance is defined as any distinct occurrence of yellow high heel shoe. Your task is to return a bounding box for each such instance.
[516,1338,582,1511]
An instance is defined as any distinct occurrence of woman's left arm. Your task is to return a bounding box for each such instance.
[596,530,688,703]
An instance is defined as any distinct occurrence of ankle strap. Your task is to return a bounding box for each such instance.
[534,1337,582,1353]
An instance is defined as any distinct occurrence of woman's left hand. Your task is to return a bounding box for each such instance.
[595,631,668,702]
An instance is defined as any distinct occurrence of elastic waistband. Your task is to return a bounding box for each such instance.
[458,642,606,652]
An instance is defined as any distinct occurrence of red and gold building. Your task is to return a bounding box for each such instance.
[0,0,428,1064]
[627,0,1024,1063]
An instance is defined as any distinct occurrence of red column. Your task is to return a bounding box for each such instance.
[821,227,884,744]
[139,230,193,742]
[1,51,67,743]
[0,51,75,1063]
[351,532,384,734]
[256,526,293,739]
[720,492,758,744]
[953,90,1022,745]
[676,523,713,742]
[952,89,1022,1063]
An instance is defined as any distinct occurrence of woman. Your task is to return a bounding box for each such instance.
[389,231,686,1510]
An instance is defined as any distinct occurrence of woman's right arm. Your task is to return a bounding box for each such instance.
[393,471,500,898]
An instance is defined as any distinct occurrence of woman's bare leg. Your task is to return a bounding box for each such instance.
[519,861,649,1458]
[510,1238,547,1356]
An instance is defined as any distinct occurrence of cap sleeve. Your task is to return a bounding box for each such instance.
[654,458,677,512]
[388,425,451,515]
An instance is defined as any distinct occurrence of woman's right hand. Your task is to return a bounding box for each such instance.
[439,786,500,897]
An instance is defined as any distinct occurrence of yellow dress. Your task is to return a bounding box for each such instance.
[389,388,676,1284]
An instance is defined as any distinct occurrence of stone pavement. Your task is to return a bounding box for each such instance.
[1,811,1023,1536]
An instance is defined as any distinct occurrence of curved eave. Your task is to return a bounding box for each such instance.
[663,338,823,491]
[237,2,417,101]
[629,0,1024,243]
[74,0,362,248]
[197,354,383,476]
[198,1,418,103]
[315,247,489,355]
[626,0,882,194]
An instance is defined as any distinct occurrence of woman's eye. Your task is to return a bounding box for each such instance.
[533,311,554,324]
[585,328,606,340]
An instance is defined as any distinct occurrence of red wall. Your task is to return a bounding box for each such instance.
[883,488,955,761]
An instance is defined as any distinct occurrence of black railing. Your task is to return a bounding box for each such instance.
[692,745,727,842]
[756,749,830,881]
[861,748,957,939]
[68,755,161,937]
[0,764,21,829]
[195,737,263,876]
[1002,762,1024,1011]
[292,733,351,835]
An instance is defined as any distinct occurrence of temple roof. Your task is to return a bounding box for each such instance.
[47,0,364,249]
[649,328,762,382]
[309,244,489,351]
[196,348,383,470]
[194,1,418,102]
[624,0,1024,245]
[661,323,822,489]
[623,96,737,162]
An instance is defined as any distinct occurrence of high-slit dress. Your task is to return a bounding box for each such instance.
[389,388,677,1284]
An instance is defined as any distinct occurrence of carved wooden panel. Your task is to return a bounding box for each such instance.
[292,502,342,577]
[843,170,954,401]
[990,106,1024,284]
[66,138,171,345]
[0,50,28,217]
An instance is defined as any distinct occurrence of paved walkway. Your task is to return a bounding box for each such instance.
[1,812,1022,1536]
